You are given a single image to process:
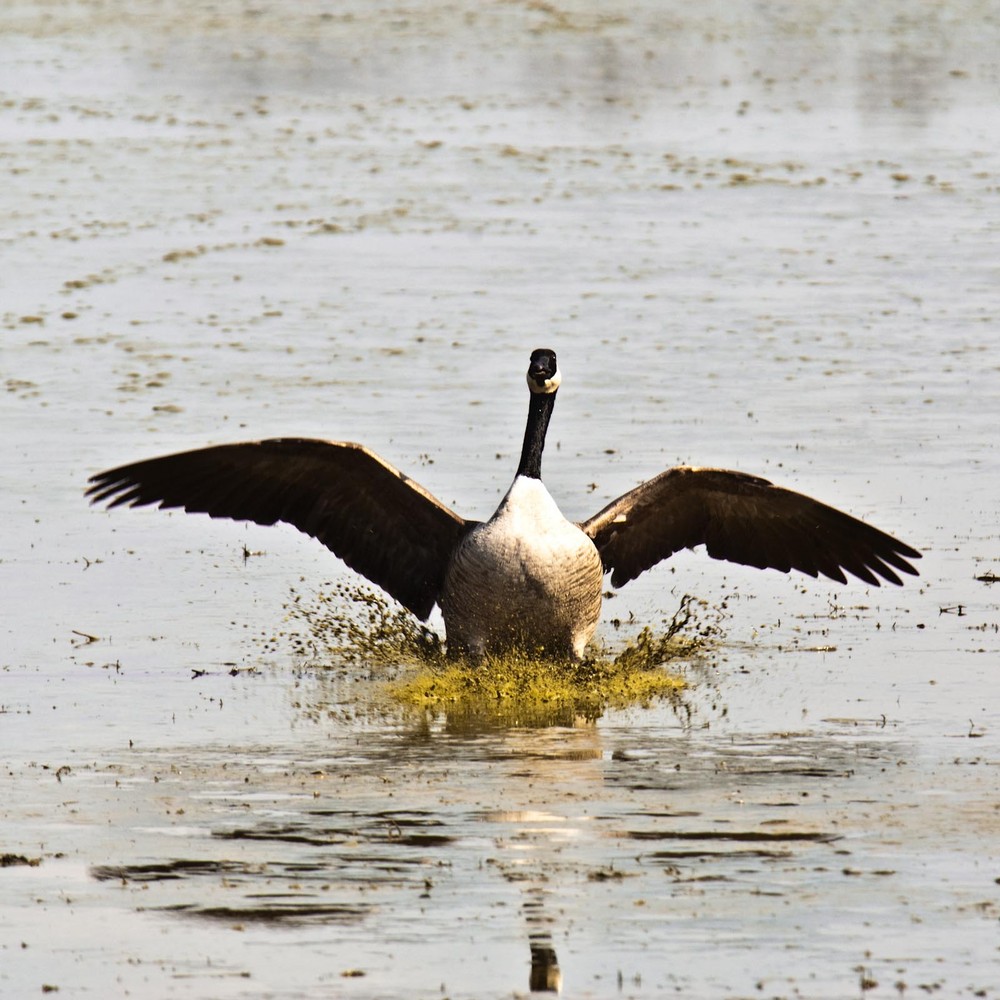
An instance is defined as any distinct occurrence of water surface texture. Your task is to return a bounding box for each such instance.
[2,2,999,997]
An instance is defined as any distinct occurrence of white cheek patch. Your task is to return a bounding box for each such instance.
[526,368,562,394]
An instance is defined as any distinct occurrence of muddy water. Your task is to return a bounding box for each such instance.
[2,1,999,997]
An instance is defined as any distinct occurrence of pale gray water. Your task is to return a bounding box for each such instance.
[2,2,999,997]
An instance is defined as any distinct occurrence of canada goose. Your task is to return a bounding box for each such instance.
[86,348,920,659]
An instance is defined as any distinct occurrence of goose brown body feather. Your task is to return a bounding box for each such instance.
[441,476,604,659]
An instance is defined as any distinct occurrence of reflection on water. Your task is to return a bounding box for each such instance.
[73,721,916,996]
[527,892,563,994]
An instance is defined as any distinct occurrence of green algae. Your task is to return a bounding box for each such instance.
[270,583,715,728]
[269,580,442,668]
[391,598,705,725]
[390,640,688,728]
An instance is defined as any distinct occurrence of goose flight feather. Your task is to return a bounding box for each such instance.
[581,466,920,589]
[86,349,920,659]
[86,438,473,620]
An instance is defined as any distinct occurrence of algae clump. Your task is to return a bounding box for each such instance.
[271,582,710,727]
[391,598,699,726]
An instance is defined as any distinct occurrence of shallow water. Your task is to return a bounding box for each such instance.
[2,1,1000,997]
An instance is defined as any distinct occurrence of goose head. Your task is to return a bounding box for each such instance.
[527,348,561,394]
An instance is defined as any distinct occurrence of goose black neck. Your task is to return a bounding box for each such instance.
[516,390,555,480]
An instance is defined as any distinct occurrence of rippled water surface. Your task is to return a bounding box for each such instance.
[2,1,999,997]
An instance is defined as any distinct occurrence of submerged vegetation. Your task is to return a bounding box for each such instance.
[266,582,719,728]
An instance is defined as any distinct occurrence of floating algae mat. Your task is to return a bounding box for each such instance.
[390,634,690,728]
[272,583,714,727]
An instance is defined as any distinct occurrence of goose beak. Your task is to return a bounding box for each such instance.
[528,361,550,383]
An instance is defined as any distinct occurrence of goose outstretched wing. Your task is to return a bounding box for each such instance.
[86,438,473,619]
[581,466,921,588]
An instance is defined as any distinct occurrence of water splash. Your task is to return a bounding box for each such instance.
[262,580,442,668]
[264,583,719,727]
